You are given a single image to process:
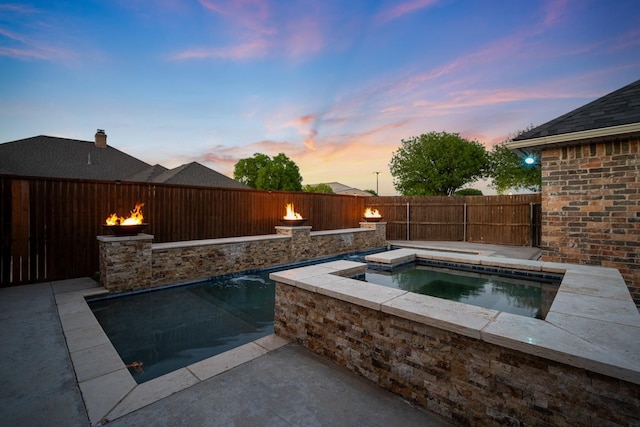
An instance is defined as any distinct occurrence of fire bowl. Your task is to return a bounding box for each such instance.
[103,223,149,236]
[279,218,308,227]
[362,217,384,223]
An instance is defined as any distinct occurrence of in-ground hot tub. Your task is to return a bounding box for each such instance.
[363,259,561,319]
[270,248,640,425]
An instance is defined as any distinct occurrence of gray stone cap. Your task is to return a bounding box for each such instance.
[97,233,154,242]
[152,233,289,250]
[310,228,374,237]
[270,249,640,385]
[274,225,312,231]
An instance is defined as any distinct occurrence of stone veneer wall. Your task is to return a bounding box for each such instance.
[274,283,640,426]
[541,137,640,306]
[302,225,387,260]
[99,223,386,292]
[152,237,292,287]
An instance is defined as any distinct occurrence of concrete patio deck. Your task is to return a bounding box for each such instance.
[0,241,540,426]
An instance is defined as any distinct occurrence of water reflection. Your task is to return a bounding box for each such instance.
[366,265,557,319]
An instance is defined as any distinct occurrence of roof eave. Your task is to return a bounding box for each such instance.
[508,122,640,150]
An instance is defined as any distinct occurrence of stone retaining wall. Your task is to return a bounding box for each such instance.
[274,283,639,426]
[98,222,386,292]
[152,236,292,287]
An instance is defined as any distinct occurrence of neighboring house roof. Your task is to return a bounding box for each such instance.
[324,182,373,197]
[150,161,248,189]
[127,164,170,182]
[0,135,153,181]
[0,134,248,189]
[510,78,640,149]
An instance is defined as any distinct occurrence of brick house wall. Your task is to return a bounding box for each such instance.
[540,137,640,305]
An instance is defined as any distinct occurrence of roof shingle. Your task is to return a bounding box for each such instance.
[514,78,640,141]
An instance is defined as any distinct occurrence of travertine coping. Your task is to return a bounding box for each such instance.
[310,227,377,236]
[96,233,154,243]
[151,233,289,250]
[269,249,640,385]
[54,280,289,426]
[148,226,380,250]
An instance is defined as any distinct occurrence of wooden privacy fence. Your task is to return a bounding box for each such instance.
[367,195,541,246]
[1,176,541,287]
[0,176,366,286]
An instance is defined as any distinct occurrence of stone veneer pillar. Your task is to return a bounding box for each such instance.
[359,221,387,246]
[97,233,153,292]
[275,226,312,260]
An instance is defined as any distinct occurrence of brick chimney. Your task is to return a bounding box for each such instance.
[95,129,107,148]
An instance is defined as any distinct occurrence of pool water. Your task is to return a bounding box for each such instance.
[89,273,275,383]
[365,265,558,319]
[87,250,382,383]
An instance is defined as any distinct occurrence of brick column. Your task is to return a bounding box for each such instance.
[276,226,312,260]
[97,234,153,293]
[359,221,387,247]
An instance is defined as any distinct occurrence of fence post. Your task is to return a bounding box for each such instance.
[530,202,534,247]
[406,202,410,241]
[463,203,467,242]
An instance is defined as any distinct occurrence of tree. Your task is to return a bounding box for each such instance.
[488,129,541,194]
[303,183,334,193]
[234,152,303,191]
[455,188,483,196]
[256,153,303,191]
[233,153,271,188]
[389,132,489,196]
[363,189,378,196]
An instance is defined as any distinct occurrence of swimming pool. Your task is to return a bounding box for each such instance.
[89,274,275,383]
[87,249,383,383]
[365,264,560,319]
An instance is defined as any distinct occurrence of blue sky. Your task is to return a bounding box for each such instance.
[1,0,639,195]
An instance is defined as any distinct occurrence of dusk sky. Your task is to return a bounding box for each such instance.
[1,0,639,195]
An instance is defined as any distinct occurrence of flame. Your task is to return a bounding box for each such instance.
[283,203,303,220]
[105,203,145,225]
[364,208,382,218]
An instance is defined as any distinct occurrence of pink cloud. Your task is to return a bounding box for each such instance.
[184,116,411,191]
[283,113,319,150]
[288,114,317,127]
[284,16,325,58]
[302,130,318,151]
[612,28,640,51]
[0,4,37,13]
[168,0,278,61]
[0,26,27,43]
[375,0,439,24]
[171,38,269,60]
[190,139,308,173]
[540,0,569,28]
[198,0,274,35]
[173,0,332,61]
[0,46,48,60]
[0,25,74,62]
